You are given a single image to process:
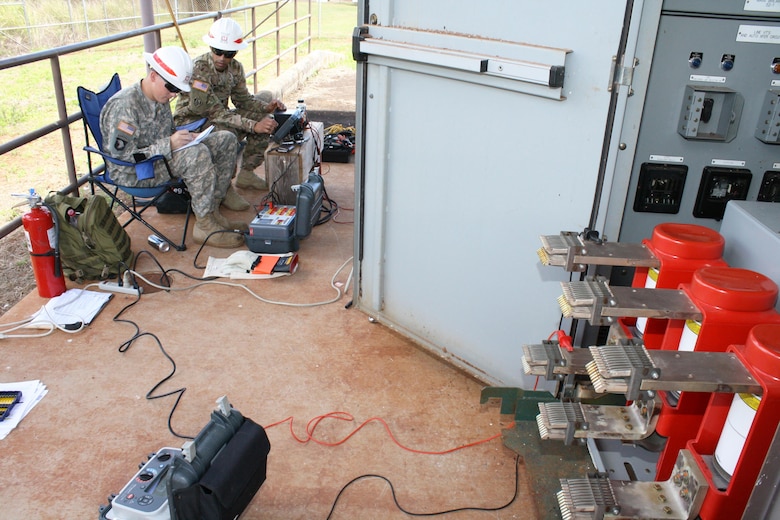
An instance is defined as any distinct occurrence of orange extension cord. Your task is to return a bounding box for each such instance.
[265,411,516,455]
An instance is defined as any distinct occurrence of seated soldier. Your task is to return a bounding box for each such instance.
[174,17,286,192]
[100,46,247,248]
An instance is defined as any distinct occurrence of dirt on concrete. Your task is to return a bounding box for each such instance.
[286,66,357,128]
[0,227,37,316]
[287,66,356,112]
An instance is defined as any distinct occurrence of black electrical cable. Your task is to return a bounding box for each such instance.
[325,455,521,519]
[316,184,339,226]
[263,150,300,206]
[164,267,217,282]
[308,123,323,165]
[107,253,195,440]
[133,249,174,288]
[117,330,194,440]
[191,229,245,271]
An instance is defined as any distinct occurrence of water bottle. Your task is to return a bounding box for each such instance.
[296,99,307,124]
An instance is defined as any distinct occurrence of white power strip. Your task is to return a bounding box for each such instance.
[97,281,142,296]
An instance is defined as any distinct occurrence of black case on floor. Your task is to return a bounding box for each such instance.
[98,403,270,520]
[169,418,270,520]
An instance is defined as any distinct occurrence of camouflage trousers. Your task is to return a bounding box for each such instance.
[213,92,273,175]
[110,130,238,218]
[174,130,238,217]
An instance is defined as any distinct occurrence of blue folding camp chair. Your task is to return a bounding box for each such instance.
[77,73,204,251]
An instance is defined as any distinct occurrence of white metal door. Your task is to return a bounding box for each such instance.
[354,0,648,387]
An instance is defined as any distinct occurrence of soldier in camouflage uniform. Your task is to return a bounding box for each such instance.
[174,17,286,193]
[100,46,245,249]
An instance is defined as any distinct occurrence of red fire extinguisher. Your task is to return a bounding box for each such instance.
[14,189,66,298]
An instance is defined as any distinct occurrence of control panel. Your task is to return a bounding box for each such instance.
[105,448,182,520]
[619,5,780,244]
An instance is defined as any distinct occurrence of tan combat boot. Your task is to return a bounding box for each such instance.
[235,169,268,190]
[193,213,244,248]
[214,207,249,232]
[221,185,250,211]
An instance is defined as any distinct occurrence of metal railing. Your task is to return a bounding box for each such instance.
[0,1,274,54]
[0,0,311,240]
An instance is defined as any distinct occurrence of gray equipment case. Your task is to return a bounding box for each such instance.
[246,171,323,253]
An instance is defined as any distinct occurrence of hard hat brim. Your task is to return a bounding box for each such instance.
[202,34,249,52]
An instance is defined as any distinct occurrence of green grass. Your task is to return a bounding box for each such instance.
[0,1,357,223]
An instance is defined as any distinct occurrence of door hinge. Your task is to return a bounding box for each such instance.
[609,56,638,95]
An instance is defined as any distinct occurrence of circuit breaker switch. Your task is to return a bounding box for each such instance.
[678,85,743,142]
[538,232,659,272]
[557,450,709,520]
[587,344,659,400]
[755,89,780,144]
[558,278,702,326]
[536,398,660,443]
[557,473,619,519]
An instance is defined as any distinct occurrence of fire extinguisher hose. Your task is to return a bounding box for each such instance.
[41,201,63,279]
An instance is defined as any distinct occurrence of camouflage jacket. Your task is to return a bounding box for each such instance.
[173,52,270,132]
[99,80,175,185]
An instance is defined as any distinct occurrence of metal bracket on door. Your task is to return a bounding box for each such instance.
[352,26,369,62]
[354,25,571,100]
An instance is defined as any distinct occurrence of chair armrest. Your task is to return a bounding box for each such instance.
[176,117,207,132]
[84,145,166,181]
[85,145,164,167]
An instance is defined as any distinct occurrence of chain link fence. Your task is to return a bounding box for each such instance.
[0,0,244,56]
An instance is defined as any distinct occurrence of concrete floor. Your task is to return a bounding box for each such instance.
[0,158,543,519]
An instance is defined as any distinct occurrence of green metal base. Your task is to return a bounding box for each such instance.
[480,387,594,519]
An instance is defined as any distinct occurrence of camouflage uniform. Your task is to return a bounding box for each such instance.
[100,80,238,218]
[173,52,273,180]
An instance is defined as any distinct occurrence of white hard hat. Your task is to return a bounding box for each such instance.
[203,18,248,51]
[144,46,193,93]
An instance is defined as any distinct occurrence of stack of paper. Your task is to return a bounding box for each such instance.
[173,124,214,151]
[25,289,112,330]
[0,380,47,440]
